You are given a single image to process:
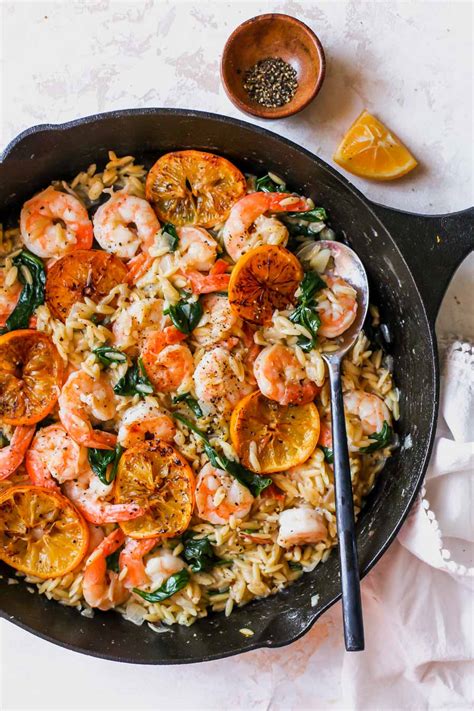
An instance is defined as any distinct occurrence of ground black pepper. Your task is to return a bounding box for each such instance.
[243,57,298,108]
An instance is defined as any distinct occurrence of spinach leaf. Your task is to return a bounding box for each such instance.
[281,207,328,238]
[113,357,153,396]
[2,250,46,332]
[285,207,327,222]
[255,173,286,193]
[174,414,272,497]
[165,298,202,335]
[106,547,123,573]
[360,421,393,454]
[320,446,334,464]
[172,392,203,418]
[133,569,190,603]
[162,223,179,252]
[288,561,303,571]
[88,444,123,485]
[182,532,219,572]
[289,271,326,352]
[93,345,127,367]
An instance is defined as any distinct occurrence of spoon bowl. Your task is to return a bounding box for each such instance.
[318,239,369,356]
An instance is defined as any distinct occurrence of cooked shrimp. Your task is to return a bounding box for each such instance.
[277,507,328,548]
[344,390,391,435]
[223,192,311,262]
[193,345,252,414]
[318,419,333,449]
[93,191,160,260]
[117,399,176,448]
[63,473,144,525]
[254,344,319,406]
[195,463,254,525]
[177,226,219,271]
[58,370,117,449]
[317,275,358,338]
[82,529,129,610]
[25,423,87,488]
[185,258,230,295]
[0,426,35,480]
[119,536,159,589]
[0,268,21,328]
[20,186,93,258]
[86,524,105,555]
[141,326,193,393]
[144,548,186,590]
[193,293,240,347]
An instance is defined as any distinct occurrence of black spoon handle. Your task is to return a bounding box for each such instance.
[326,357,365,651]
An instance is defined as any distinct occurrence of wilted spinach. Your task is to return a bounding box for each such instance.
[93,345,127,367]
[174,414,271,497]
[162,223,179,251]
[182,532,219,572]
[133,569,190,603]
[1,250,46,332]
[165,298,202,335]
[255,173,287,193]
[360,421,393,454]
[88,444,123,485]
[320,446,334,464]
[172,392,203,418]
[289,271,326,352]
[113,357,153,396]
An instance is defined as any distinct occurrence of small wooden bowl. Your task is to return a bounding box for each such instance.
[221,13,326,120]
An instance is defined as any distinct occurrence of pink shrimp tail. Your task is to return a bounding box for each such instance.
[119,536,159,589]
[0,426,35,480]
[126,252,153,284]
[76,501,145,526]
[59,408,117,450]
[86,528,125,567]
[318,421,333,448]
[25,449,60,489]
[185,259,231,295]
[281,381,319,406]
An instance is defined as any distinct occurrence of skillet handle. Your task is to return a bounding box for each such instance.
[369,204,474,326]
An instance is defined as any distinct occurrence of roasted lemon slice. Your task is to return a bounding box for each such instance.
[0,485,89,578]
[228,244,303,325]
[115,440,195,539]
[45,249,128,322]
[145,150,246,227]
[230,391,320,473]
[333,110,418,180]
[0,330,63,425]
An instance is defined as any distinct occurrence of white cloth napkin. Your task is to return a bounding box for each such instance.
[337,334,474,709]
[398,339,474,582]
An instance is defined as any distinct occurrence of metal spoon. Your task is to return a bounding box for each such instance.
[318,239,369,652]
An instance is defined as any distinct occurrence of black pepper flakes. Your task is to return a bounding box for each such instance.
[243,57,298,108]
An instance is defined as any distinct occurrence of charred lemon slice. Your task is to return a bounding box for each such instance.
[0,485,89,578]
[230,391,320,473]
[0,330,63,425]
[45,249,128,322]
[228,244,303,325]
[145,150,246,227]
[115,440,195,539]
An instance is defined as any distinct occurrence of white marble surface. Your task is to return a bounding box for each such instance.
[0,1,472,709]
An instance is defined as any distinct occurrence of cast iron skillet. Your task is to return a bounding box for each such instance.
[0,109,472,664]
